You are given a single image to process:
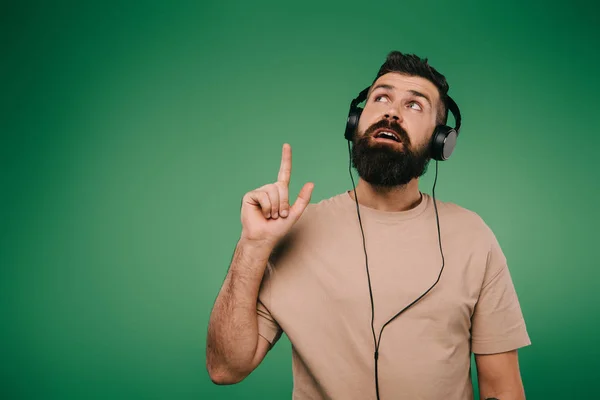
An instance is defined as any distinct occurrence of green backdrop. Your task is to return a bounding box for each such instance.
[2,0,599,398]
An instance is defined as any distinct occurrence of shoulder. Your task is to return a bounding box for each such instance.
[290,191,350,231]
[269,191,349,259]
[430,195,499,249]
[431,196,511,287]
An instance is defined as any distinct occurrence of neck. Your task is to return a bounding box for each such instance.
[348,178,422,212]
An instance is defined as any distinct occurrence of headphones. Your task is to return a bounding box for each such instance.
[344,86,462,161]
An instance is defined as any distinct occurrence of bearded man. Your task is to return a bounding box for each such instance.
[207,51,531,400]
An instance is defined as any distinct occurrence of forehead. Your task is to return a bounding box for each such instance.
[370,72,440,103]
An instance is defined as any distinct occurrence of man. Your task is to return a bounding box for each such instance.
[206,51,531,399]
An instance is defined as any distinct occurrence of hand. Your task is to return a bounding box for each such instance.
[240,143,314,247]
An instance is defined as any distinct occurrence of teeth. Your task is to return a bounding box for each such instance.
[377,131,398,141]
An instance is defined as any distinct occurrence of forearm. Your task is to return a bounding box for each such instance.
[206,238,272,382]
[481,393,524,400]
[476,350,526,400]
[480,384,525,400]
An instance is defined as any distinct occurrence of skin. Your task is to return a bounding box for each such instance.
[207,73,526,398]
[476,350,526,400]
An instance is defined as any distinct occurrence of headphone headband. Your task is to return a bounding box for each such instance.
[350,87,370,109]
[444,95,461,134]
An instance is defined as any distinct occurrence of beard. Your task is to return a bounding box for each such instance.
[351,119,431,187]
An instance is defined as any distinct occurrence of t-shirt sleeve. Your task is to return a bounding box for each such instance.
[256,260,283,348]
[471,232,531,354]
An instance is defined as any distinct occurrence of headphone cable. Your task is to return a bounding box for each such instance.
[347,141,446,400]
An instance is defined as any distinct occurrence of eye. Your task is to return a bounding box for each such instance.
[407,101,422,111]
[374,95,389,103]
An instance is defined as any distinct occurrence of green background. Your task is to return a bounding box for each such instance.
[2,0,599,398]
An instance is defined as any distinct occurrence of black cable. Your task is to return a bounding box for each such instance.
[347,141,379,375]
[347,141,446,400]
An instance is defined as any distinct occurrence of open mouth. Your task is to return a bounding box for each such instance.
[373,129,401,143]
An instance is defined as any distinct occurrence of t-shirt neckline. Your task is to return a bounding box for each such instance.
[338,190,431,223]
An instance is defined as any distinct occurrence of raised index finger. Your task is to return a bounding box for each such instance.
[277,143,292,185]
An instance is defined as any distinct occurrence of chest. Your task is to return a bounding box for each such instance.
[270,221,486,337]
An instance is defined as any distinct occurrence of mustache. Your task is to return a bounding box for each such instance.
[364,119,411,145]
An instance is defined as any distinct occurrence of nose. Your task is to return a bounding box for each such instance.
[383,106,402,122]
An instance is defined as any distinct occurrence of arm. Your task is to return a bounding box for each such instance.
[475,350,526,400]
[471,226,531,399]
[206,143,313,385]
[206,239,273,384]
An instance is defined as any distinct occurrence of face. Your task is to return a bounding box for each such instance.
[351,73,440,187]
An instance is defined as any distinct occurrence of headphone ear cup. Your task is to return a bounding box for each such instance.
[430,125,458,161]
[345,107,362,141]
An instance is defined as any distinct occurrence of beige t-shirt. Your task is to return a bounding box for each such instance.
[257,191,531,400]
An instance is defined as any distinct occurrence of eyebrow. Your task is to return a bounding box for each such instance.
[368,84,432,108]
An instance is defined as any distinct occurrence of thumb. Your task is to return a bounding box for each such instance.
[288,182,314,221]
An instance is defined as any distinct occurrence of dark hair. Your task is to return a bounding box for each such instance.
[372,51,449,125]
